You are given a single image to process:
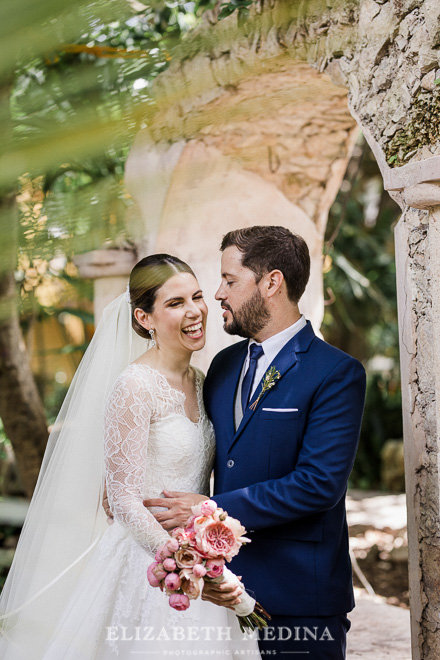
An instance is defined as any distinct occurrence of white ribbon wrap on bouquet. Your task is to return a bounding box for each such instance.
[211,566,256,617]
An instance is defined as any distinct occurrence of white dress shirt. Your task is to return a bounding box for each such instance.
[234,315,307,429]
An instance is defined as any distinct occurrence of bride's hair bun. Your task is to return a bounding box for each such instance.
[129,254,195,339]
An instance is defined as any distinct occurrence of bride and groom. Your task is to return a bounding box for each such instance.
[0,225,366,659]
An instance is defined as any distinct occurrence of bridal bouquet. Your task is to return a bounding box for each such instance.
[147,500,269,632]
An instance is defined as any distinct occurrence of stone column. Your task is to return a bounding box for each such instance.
[362,125,440,657]
[74,249,137,322]
[394,184,440,660]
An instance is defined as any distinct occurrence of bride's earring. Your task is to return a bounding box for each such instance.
[149,328,156,347]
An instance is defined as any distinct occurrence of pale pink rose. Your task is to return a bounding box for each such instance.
[155,549,162,562]
[164,572,181,590]
[211,509,224,522]
[175,547,202,569]
[169,593,190,611]
[224,516,248,541]
[151,562,167,581]
[196,522,237,558]
[200,500,217,516]
[172,527,193,546]
[163,557,177,572]
[193,515,209,529]
[147,563,161,587]
[192,516,213,548]
[180,569,203,600]
[190,501,205,517]
[193,563,207,578]
[205,558,225,578]
[166,538,180,553]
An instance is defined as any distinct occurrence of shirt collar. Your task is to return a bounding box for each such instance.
[248,315,307,365]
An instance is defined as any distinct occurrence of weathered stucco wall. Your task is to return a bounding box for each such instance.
[128,137,329,370]
[346,0,440,167]
[125,55,359,369]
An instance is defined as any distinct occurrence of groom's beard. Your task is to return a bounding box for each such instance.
[223,289,271,338]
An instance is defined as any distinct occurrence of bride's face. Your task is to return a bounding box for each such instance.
[147,272,208,353]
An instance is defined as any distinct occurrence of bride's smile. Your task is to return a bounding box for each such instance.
[182,321,203,339]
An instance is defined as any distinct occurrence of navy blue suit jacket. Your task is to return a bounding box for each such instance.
[203,321,366,616]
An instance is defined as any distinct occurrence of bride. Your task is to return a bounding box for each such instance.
[0,254,261,659]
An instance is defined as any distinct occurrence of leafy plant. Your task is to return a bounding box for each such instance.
[219,0,255,23]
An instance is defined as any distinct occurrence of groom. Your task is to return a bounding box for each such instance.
[145,225,366,658]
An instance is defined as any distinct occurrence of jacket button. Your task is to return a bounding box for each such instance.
[227,459,234,468]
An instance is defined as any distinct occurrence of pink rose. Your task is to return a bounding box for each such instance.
[205,558,225,578]
[147,563,161,587]
[191,499,217,518]
[164,572,181,590]
[166,538,180,553]
[169,593,190,611]
[159,545,173,560]
[163,558,177,572]
[200,500,217,516]
[175,547,202,569]
[151,562,167,581]
[196,522,237,558]
[193,563,207,578]
[155,549,162,562]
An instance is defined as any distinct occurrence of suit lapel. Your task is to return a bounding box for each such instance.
[228,321,315,450]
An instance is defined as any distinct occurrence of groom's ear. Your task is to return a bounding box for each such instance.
[265,269,285,298]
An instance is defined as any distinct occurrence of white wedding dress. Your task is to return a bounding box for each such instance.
[39,363,261,658]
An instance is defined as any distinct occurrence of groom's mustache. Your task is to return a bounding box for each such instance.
[221,304,233,314]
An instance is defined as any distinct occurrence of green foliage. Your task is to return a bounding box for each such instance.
[3,0,217,244]
[2,1,219,335]
[323,141,399,363]
[7,2,216,258]
[324,138,402,489]
[218,0,255,23]
[349,372,403,490]
[0,420,10,461]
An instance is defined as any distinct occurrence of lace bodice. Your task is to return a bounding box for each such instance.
[103,364,215,557]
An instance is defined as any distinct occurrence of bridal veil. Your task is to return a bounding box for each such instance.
[0,290,148,659]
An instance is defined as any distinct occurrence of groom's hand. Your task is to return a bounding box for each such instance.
[143,490,207,530]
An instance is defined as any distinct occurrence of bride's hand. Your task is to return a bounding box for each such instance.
[143,490,206,530]
[201,577,243,610]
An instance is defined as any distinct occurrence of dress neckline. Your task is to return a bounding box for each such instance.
[130,362,203,425]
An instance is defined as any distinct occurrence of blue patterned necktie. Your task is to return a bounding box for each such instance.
[241,344,264,414]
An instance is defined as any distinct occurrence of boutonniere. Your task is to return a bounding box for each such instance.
[249,366,281,411]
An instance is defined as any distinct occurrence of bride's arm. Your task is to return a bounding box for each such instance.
[104,372,171,555]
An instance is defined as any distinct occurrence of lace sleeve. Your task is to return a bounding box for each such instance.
[104,370,170,556]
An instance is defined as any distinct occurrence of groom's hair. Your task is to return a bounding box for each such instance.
[220,226,310,303]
